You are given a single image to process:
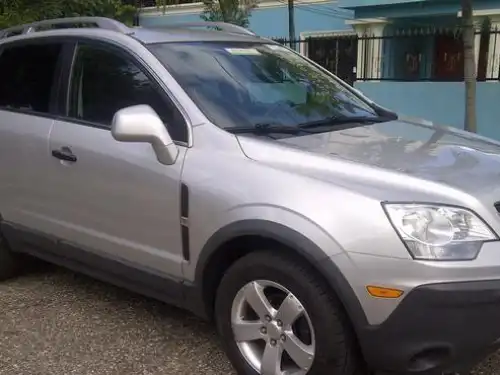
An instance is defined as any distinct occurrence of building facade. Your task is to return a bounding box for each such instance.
[139,0,500,140]
[139,0,358,83]
[139,0,353,38]
[341,0,500,139]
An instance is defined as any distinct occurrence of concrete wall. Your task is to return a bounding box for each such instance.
[354,81,500,140]
[139,0,353,38]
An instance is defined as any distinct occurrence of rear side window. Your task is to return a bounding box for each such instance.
[0,43,62,114]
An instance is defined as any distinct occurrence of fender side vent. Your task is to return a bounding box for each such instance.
[180,183,190,261]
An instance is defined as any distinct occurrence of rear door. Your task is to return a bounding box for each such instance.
[45,40,189,279]
[0,39,65,232]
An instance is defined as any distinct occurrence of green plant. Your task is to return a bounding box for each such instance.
[201,0,257,27]
[0,0,137,28]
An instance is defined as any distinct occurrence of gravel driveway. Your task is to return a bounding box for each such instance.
[0,263,498,375]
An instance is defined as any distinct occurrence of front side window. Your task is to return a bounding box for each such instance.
[0,42,62,113]
[69,43,187,142]
[149,41,382,133]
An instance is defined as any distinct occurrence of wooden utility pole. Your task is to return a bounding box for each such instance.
[461,0,477,132]
[288,0,296,49]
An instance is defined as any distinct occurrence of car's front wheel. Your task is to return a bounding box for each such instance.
[215,250,364,375]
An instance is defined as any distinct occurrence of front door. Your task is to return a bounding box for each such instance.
[45,41,190,279]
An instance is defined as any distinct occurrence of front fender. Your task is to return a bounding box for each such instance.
[186,217,369,337]
[187,203,344,281]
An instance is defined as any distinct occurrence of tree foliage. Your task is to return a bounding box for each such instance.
[201,0,257,27]
[0,0,137,29]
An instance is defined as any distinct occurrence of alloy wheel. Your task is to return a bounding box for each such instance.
[231,280,316,375]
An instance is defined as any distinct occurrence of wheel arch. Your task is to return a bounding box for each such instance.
[190,220,369,336]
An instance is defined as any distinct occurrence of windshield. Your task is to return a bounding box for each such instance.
[148,41,381,131]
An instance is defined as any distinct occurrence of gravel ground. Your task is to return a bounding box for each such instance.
[0,263,498,375]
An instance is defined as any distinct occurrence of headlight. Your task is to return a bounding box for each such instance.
[383,203,498,260]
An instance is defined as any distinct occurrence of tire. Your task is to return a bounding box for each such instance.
[0,234,21,281]
[215,250,365,375]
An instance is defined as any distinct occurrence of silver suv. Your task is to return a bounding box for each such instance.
[1,16,500,375]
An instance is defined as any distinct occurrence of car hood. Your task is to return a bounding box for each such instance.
[237,117,500,203]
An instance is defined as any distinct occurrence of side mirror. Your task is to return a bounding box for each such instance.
[111,105,179,165]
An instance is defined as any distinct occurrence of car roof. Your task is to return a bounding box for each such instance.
[132,27,268,44]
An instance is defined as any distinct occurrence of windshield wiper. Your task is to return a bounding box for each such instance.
[223,116,387,135]
[298,115,389,129]
[224,123,311,135]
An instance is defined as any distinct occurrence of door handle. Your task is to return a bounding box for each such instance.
[51,147,77,162]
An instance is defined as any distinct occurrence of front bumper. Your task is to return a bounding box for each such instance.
[357,279,500,374]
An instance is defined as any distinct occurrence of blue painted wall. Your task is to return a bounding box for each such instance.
[355,81,500,140]
[140,12,200,27]
[139,1,353,38]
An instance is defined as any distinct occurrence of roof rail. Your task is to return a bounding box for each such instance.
[152,22,256,36]
[0,17,132,39]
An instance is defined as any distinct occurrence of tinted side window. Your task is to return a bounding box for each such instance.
[0,43,62,113]
[69,44,187,142]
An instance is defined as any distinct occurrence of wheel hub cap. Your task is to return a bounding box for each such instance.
[231,280,316,375]
[266,321,282,340]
